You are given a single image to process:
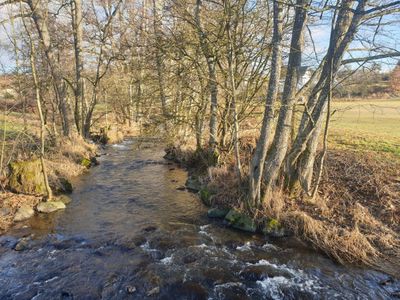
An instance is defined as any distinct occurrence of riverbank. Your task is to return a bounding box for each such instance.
[0,135,98,234]
[165,144,400,277]
[2,138,399,299]
[0,101,141,234]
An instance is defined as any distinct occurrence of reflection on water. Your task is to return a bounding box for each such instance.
[0,139,399,299]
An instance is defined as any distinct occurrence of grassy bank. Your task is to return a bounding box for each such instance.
[166,98,400,276]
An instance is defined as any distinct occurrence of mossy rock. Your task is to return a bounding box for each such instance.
[225,209,257,233]
[185,176,202,192]
[8,160,46,195]
[199,188,213,206]
[81,158,92,168]
[207,208,230,218]
[261,218,286,237]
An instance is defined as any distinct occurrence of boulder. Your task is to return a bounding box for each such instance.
[14,205,35,222]
[185,176,202,192]
[199,188,213,206]
[225,209,257,233]
[8,160,46,195]
[207,208,230,219]
[37,201,66,213]
[261,218,286,238]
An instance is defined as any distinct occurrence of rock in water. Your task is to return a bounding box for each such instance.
[185,176,202,192]
[14,205,35,222]
[57,195,72,205]
[147,287,160,297]
[225,209,257,233]
[37,201,66,213]
[207,208,230,219]
[126,286,136,294]
[261,218,286,237]
[14,238,30,251]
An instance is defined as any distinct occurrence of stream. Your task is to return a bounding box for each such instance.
[0,139,399,299]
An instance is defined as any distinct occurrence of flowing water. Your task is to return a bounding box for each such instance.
[0,139,399,299]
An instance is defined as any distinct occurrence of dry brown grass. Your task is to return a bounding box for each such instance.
[167,144,400,276]
[280,150,400,275]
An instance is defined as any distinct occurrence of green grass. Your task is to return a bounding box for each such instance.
[330,99,400,156]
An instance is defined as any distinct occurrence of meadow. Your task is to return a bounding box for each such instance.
[330,98,400,157]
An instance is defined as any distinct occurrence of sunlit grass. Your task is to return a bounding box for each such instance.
[329,99,400,157]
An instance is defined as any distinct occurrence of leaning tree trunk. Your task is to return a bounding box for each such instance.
[249,0,283,207]
[262,0,308,198]
[284,0,366,194]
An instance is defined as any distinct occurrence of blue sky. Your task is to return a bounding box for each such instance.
[1,1,400,74]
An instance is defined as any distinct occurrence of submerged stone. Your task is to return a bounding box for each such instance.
[225,209,257,233]
[207,208,230,218]
[126,285,136,294]
[146,287,160,297]
[14,205,35,222]
[37,201,66,213]
[185,176,202,192]
[14,237,30,251]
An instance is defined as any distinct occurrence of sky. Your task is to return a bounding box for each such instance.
[1,1,400,74]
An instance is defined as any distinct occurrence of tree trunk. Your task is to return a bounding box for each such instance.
[249,0,283,207]
[195,0,219,153]
[28,31,53,201]
[28,0,70,137]
[262,0,308,198]
[284,0,366,193]
[152,0,168,121]
[72,0,84,135]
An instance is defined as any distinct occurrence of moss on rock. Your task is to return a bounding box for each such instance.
[207,208,230,218]
[81,158,92,168]
[225,209,257,233]
[199,187,213,206]
[8,160,46,195]
[261,218,286,237]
